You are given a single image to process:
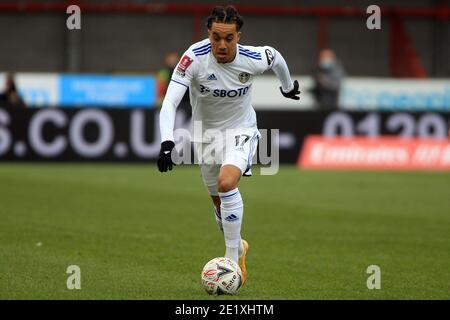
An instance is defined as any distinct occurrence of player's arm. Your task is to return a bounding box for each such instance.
[158,81,188,172]
[264,47,300,100]
[158,52,195,173]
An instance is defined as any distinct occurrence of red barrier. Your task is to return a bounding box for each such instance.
[299,136,450,171]
[390,16,428,78]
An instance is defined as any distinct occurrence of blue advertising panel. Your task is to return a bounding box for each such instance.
[60,74,156,107]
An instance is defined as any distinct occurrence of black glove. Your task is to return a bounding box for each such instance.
[157,140,175,172]
[280,80,300,100]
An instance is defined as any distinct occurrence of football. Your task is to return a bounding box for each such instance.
[201,257,243,295]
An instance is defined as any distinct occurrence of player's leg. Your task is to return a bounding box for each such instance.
[217,164,244,263]
[199,164,225,232]
[211,195,222,232]
[210,194,244,256]
[196,141,224,232]
[219,129,260,285]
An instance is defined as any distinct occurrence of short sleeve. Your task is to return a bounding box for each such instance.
[171,51,196,88]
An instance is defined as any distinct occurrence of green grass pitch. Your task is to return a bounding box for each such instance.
[0,164,449,299]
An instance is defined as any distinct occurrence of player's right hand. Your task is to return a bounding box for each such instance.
[157,140,175,172]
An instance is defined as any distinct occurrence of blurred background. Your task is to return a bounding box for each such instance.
[0,0,448,165]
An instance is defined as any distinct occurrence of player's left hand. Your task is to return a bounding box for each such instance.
[280,80,300,100]
[157,140,176,172]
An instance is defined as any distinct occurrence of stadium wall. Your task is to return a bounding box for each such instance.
[0,1,447,76]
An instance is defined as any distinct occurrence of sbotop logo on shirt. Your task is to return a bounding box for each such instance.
[199,84,251,98]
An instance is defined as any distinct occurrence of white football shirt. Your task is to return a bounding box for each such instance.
[160,38,294,143]
[171,39,280,141]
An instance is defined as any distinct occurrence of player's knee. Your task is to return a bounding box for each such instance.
[217,178,237,193]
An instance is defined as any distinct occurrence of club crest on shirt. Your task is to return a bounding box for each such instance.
[238,72,250,84]
[176,55,193,77]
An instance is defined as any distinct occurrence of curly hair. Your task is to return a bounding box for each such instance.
[206,5,244,31]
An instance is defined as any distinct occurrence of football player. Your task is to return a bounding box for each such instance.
[158,5,300,286]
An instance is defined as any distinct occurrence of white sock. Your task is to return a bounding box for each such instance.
[215,206,244,255]
[219,188,243,263]
[213,206,223,232]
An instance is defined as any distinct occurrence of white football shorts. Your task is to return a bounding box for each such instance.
[194,128,261,196]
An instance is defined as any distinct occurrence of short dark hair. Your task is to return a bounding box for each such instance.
[206,5,244,31]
